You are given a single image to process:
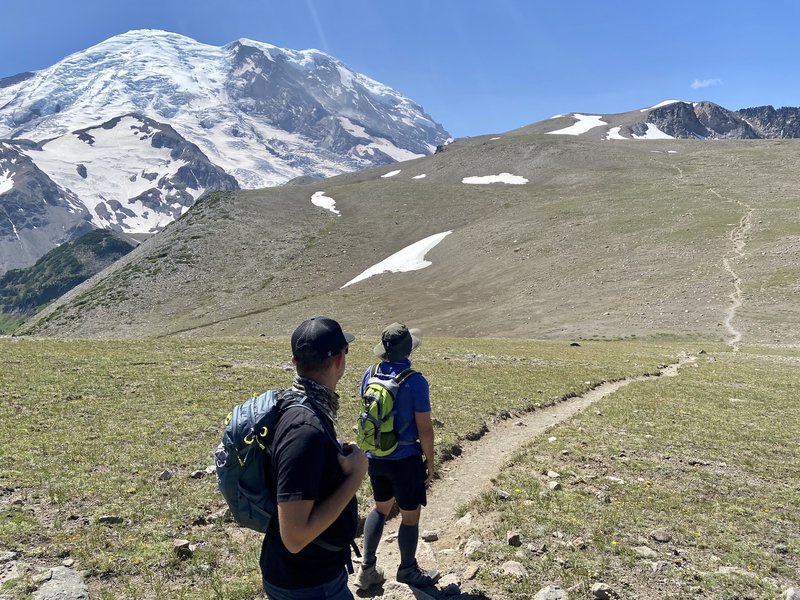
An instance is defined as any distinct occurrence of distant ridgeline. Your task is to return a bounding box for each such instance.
[0,229,136,332]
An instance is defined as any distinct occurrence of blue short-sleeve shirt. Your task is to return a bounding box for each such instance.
[360,358,431,460]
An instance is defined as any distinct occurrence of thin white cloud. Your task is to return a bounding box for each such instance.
[691,78,722,90]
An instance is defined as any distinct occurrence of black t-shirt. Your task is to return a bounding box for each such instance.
[259,402,358,589]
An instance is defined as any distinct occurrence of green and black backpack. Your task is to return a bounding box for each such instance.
[356,365,417,456]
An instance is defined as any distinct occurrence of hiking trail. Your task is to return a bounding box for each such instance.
[351,354,697,598]
[710,189,753,352]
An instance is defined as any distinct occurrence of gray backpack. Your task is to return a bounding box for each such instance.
[214,390,311,532]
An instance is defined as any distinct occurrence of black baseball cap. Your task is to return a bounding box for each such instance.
[291,316,355,361]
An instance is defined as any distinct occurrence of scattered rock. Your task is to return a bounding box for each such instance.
[463,564,480,580]
[651,561,670,574]
[158,469,173,481]
[591,582,615,599]
[97,515,123,525]
[441,582,461,596]
[547,470,560,479]
[775,543,789,554]
[0,560,19,586]
[506,531,522,547]
[204,465,216,475]
[572,537,587,550]
[464,538,483,557]
[190,470,206,479]
[785,588,800,600]
[383,532,399,543]
[0,551,19,564]
[383,580,437,600]
[61,558,74,568]
[717,565,757,578]
[421,530,438,542]
[533,585,568,600]
[569,342,581,347]
[526,542,547,555]
[32,567,88,600]
[439,574,461,595]
[455,512,473,529]
[604,476,625,484]
[206,507,231,523]
[650,528,671,543]
[432,418,445,427]
[173,539,194,560]
[633,546,658,559]
[596,492,611,504]
[548,436,558,443]
[548,481,562,491]
[496,488,512,500]
[500,560,528,577]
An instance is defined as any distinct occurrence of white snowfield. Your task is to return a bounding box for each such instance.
[631,123,674,140]
[547,114,607,135]
[341,231,452,288]
[339,118,422,163]
[311,191,340,215]
[381,169,402,178]
[30,116,201,232]
[0,29,440,190]
[606,127,627,140]
[412,174,427,179]
[462,173,528,185]
[0,170,13,195]
[640,100,687,112]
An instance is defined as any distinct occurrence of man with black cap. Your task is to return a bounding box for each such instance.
[355,322,440,590]
[261,316,367,600]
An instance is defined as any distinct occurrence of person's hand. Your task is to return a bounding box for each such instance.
[338,443,368,479]
[424,458,434,487]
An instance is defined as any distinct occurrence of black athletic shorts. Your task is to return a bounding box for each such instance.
[368,454,427,511]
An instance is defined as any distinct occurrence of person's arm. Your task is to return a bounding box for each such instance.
[415,411,435,486]
[277,442,368,554]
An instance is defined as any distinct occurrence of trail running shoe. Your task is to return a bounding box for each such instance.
[354,563,386,590]
[396,561,440,587]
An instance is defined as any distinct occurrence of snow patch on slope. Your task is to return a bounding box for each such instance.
[546,114,608,136]
[463,173,528,185]
[0,170,13,195]
[632,123,674,140]
[641,100,687,112]
[311,191,340,215]
[342,231,452,288]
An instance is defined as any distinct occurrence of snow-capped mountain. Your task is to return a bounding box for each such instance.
[0,29,448,187]
[0,29,450,272]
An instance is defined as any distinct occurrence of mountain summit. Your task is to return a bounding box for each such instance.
[0,29,449,272]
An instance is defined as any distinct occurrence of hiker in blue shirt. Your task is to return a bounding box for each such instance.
[355,323,440,590]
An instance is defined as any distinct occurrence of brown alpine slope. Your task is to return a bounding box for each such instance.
[19,132,800,346]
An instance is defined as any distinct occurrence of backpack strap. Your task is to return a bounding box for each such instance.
[389,367,419,442]
[269,389,350,553]
[393,367,417,385]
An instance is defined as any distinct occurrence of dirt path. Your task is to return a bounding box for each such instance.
[352,354,696,596]
[710,189,753,352]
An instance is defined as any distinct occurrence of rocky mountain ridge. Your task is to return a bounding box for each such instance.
[536,100,800,141]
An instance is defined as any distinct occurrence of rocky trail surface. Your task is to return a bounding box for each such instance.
[349,355,697,599]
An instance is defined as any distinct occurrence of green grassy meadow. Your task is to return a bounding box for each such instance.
[2,336,797,598]
[463,347,800,599]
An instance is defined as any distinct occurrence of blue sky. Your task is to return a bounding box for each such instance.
[2,0,799,137]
